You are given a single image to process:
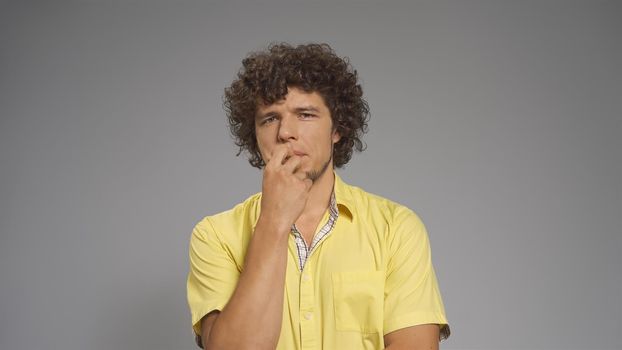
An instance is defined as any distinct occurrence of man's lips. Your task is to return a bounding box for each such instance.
[292,150,306,157]
[282,150,306,163]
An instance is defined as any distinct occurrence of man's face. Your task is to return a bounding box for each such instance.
[255,86,341,181]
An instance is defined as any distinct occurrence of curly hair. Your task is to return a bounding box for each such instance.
[224,43,370,168]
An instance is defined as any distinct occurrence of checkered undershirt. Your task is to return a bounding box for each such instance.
[290,191,339,271]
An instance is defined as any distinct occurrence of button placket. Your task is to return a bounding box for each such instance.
[299,262,316,349]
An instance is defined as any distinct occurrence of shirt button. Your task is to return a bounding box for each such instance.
[304,312,313,320]
[302,274,311,282]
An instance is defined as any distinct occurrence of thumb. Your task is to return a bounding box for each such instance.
[303,178,313,190]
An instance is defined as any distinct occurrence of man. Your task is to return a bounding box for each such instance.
[187,43,450,350]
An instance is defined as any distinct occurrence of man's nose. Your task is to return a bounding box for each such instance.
[277,115,298,142]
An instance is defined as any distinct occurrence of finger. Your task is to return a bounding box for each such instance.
[282,155,302,173]
[303,178,313,190]
[293,168,308,181]
[281,143,294,165]
[266,145,289,167]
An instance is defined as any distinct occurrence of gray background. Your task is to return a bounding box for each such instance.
[1,0,620,349]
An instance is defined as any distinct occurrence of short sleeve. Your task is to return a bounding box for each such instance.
[383,208,450,340]
[187,217,240,335]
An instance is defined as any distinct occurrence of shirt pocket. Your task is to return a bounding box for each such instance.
[331,270,384,333]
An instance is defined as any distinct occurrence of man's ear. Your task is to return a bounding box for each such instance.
[332,130,341,144]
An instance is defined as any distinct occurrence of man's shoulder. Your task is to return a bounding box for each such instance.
[193,192,262,238]
[343,182,428,245]
[341,180,416,220]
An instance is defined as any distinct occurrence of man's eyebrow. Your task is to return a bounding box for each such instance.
[294,106,321,113]
[256,110,278,119]
[255,105,321,119]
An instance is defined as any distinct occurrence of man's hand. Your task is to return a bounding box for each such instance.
[200,144,311,349]
[260,144,313,231]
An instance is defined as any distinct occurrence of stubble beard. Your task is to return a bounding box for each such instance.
[306,144,334,183]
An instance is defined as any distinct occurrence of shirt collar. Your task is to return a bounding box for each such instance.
[333,172,354,221]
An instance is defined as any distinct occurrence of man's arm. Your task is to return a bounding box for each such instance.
[384,324,440,350]
[200,145,311,350]
[382,207,450,349]
[201,215,291,349]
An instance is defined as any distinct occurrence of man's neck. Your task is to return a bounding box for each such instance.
[300,169,335,220]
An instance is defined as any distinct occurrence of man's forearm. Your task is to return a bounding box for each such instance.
[204,217,290,350]
[383,324,441,350]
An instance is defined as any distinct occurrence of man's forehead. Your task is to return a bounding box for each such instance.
[257,88,325,109]
[256,96,286,109]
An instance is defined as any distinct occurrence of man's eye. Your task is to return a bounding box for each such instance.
[300,113,315,119]
[261,116,276,124]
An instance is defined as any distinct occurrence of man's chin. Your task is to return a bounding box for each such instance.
[304,172,314,182]
[307,165,330,183]
[305,153,333,183]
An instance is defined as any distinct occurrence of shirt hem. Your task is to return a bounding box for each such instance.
[191,302,226,335]
[384,311,450,340]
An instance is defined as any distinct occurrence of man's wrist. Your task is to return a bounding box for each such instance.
[255,214,292,238]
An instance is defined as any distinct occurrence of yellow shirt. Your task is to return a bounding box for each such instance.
[187,173,450,349]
